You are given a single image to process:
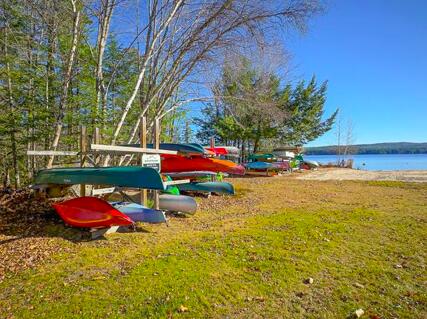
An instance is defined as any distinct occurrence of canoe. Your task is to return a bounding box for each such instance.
[177,181,234,195]
[52,197,134,228]
[303,160,319,168]
[248,153,277,162]
[112,202,167,224]
[245,161,272,170]
[124,143,205,155]
[272,150,295,159]
[186,143,207,153]
[166,171,219,178]
[34,166,165,190]
[161,155,245,175]
[271,161,290,170]
[159,194,197,215]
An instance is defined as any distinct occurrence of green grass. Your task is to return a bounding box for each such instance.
[0,177,426,318]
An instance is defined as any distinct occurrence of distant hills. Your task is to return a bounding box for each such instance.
[304,142,427,155]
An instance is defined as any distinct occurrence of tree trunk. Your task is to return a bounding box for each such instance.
[4,27,20,188]
[95,0,115,137]
[47,0,81,167]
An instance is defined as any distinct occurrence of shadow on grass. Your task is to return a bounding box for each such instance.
[0,209,152,244]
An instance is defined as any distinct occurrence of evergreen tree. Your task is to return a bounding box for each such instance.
[277,77,338,145]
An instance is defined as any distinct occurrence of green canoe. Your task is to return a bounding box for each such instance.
[177,181,235,195]
[34,166,165,190]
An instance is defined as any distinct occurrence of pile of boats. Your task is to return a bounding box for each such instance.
[34,143,244,230]
[243,149,319,176]
[32,143,319,234]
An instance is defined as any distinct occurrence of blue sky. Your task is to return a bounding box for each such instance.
[287,0,427,146]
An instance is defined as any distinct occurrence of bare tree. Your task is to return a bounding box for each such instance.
[103,0,321,166]
[3,24,20,187]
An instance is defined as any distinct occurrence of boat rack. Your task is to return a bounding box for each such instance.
[27,117,187,238]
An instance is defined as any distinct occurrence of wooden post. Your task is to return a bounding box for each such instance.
[80,126,87,196]
[140,116,147,206]
[154,117,160,210]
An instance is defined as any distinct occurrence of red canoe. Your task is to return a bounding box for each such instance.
[161,155,245,175]
[52,197,134,228]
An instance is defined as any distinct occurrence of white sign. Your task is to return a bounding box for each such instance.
[92,187,116,196]
[142,154,161,172]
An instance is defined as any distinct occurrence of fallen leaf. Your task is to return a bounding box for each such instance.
[178,305,189,313]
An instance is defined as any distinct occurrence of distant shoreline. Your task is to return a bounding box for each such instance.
[304,142,427,155]
[305,153,427,156]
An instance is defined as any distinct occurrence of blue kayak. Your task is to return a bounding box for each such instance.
[112,202,167,224]
[245,162,272,170]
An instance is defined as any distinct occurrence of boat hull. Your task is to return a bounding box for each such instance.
[159,194,197,215]
[52,197,134,228]
[161,155,245,175]
[245,161,272,170]
[113,202,167,224]
[303,160,319,168]
[177,181,234,195]
[35,166,165,190]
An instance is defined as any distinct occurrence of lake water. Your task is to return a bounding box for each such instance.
[304,154,427,171]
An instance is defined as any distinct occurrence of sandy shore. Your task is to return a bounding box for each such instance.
[297,168,427,183]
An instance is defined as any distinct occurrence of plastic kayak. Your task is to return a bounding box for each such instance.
[303,160,319,168]
[271,161,290,170]
[245,161,272,170]
[248,153,276,162]
[161,155,245,175]
[112,202,167,224]
[52,197,134,228]
[177,181,235,195]
[166,171,219,179]
[163,175,180,195]
[204,147,228,156]
[34,166,165,190]
[159,194,197,215]
[215,146,240,155]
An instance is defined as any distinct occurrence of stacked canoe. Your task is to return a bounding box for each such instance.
[33,143,243,230]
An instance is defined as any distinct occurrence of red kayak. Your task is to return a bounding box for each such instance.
[161,154,245,175]
[52,197,134,228]
[205,147,228,156]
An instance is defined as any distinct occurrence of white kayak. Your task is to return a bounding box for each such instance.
[303,160,320,168]
[159,194,197,215]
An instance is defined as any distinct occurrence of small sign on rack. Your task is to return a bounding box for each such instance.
[142,154,161,172]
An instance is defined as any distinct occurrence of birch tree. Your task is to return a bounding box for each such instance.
[103,0,321,165]
[47,0,82,167]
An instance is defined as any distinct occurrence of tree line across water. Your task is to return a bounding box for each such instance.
[305,142,427,155]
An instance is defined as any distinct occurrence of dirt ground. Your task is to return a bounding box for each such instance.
[297,168,427,183]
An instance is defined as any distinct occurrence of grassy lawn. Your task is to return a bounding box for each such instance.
[0,176,426,318]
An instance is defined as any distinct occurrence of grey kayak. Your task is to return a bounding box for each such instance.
[159,194,197,215]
